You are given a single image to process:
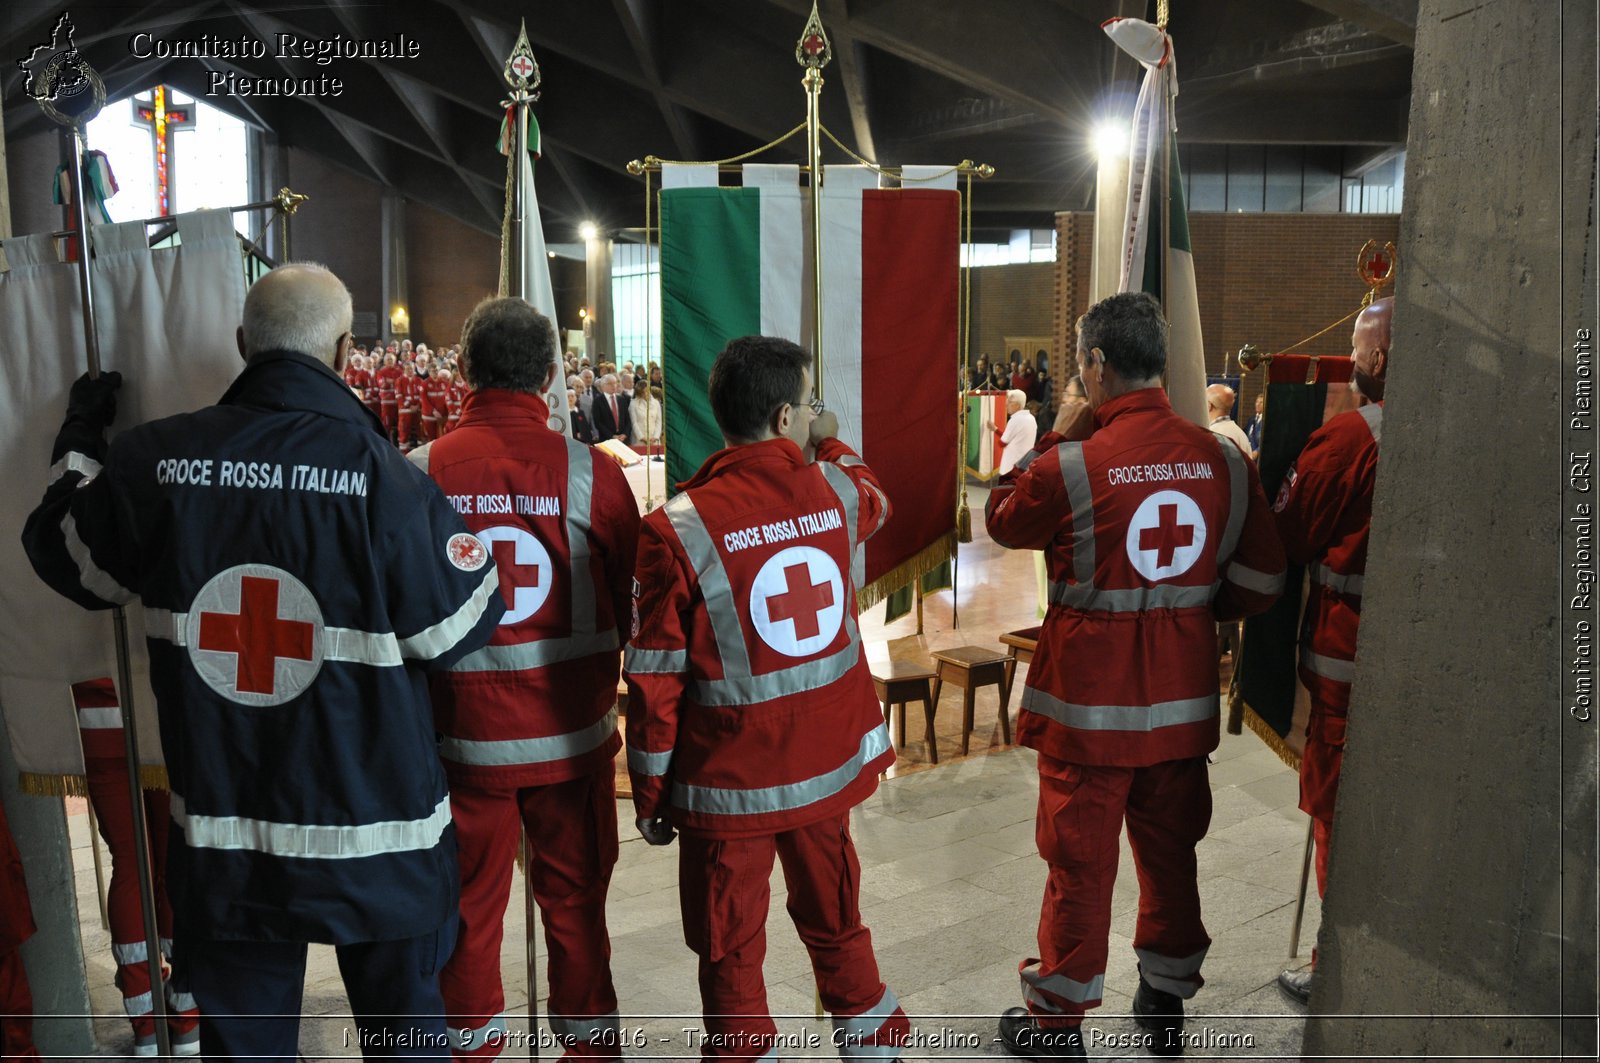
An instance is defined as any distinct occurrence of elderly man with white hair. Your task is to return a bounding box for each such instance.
[22,263,505,1060]
[986,388,1037,476]
[1205,383,1253,457]
[590,372,631,443]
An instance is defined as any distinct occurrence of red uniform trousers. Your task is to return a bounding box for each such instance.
[1024,755,1212,1027]
[399,409,420,451]
[678,814,909,1061]
[71,680,200,1051]
[1,788,40,1060]
[441,770,620,1061]
[380,400,399,440]
[422,416,442,442]
[1298,696,1345,966]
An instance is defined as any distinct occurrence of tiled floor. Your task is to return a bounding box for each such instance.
[66,485,1319,1060]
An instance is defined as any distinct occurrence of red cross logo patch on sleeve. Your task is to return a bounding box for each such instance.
[474,525,553,625]
[748,546,846,658]
[448,532,489,572]
[1125,490,1209,582]
[184,564,325,707]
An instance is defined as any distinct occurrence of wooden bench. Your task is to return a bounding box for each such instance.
[869,658,941,764]
[930,645,1014,755]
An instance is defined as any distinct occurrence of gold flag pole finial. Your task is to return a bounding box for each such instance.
[503,19,541,96]
[1356,239,1397,306]
[797,0,830,401]
[1157,0,1171,30]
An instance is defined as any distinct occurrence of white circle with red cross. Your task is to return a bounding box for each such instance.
[1125,490,1209,582]
[476,525,553,625]
[184,564,325,707]
[748,546,846,658]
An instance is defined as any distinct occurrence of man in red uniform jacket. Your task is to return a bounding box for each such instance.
[396,362,424,452]
[375,352,402,445]
[422,368,451,442]
[1271,296,1390,1007]
[986,293,1285,1059]
[408,297,639,1060]
[624,336,909,1062]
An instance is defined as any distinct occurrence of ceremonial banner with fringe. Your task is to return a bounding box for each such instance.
[0,210,246,790]
[1104,17,1208,427]
[659,163,959,607]
[1228,354,1356,768]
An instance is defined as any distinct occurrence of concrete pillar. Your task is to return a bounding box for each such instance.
[0,92,97,1059]
[584,235,614,365]
[1303,1,1596,1057]
[381,191,409,343]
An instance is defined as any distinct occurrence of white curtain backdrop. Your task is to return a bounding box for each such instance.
[0,209,246,780]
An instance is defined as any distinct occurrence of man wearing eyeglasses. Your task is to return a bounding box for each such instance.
[623,335,909,1061]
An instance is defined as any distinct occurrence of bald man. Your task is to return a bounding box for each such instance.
[1270,296,1391,1006]
[1205,384,1253,457]
[24,263,505,1059]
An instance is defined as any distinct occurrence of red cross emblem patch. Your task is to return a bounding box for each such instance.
[1125,490,1208,581]
[474,525,553,625]
[184,564,325,706]
[748,546,845,658]
[448,532,489,572]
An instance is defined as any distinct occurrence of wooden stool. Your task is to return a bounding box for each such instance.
[998,626,1041,720]
[930,645,1013,755]
[870,659,940,763]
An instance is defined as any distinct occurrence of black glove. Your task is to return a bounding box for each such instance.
[66,371,123,431]
[51,370,123,465]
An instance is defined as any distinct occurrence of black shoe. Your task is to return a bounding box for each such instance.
[1131,978,1185,1057]
[1277,967,1313,1006]
[998,1007,1087,1060]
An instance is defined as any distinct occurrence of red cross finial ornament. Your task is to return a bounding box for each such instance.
[502,19,542,92]
[766,562,836,642]
[794,1,832,68]
[1356,239,1397,300]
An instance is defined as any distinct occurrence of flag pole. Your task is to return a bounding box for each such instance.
[500,21,542,1051]
[40,71,173,1060]
[1157,4,1173,325]
[797,2,832,402]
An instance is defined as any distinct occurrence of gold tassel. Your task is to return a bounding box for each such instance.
[956,490,973,543]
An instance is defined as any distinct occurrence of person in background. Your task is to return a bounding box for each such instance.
[988,389,1037,476]
[1246,393,1265,460]
[631,376,663,451]
[1205,384,1253,458]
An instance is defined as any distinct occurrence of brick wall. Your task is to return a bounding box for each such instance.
[967,262,1054,374]
[1055,210,1402,413]
[283,148,383,336]
[405,199,499,347]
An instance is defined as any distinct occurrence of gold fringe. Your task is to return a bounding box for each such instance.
[1237,703,1302,772]
[856,533,956,612]
[17,766,170,797]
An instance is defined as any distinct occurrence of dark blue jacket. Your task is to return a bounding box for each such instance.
[23,350,504,944]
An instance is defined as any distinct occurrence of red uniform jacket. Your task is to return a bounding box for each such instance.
[624,437,893,837]
[396,370,423,413]
[344,366,371,400]
[422,378,450,421]
[986,388,1286,767]
[375,365,401,407]
[408,389,640,788]
[446,383,467,427]
[1272,402,1381,715]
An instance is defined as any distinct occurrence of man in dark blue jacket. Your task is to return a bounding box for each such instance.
[23,263,504,1060]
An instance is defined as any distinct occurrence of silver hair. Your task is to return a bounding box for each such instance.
[1006,388,1027,406]
[240,263,352,364]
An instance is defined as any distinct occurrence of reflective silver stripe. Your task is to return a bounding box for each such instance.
[396,566,500,660]
[1224,561,1286,596]
[1058,444,1096,586]
[166,984,198,1012]
[170,792,451,859]
[1135,946,1208,999]
[49,451,102,485]
[112,940,147,965]
[628,744,674,777]
[624,644,687,674]
[1302,650,1356,683]
[549,1010,620,1041]
[689,616,861,706]
[77,707,122,730]
[836,454,865,467]
[1021,961,1104,1007]
[451,629,620,672]
[834,986,902,1058]
[1215,433,1248,567]
[664,493,752,677]
[1358,402,1383,444]
[440,707,617,767]
[124,990,153,1017]
[406,442,431,475]
[862,480,890,538]
[673,723,889,816]
[565,437,598,636]
[448,1015,506,1053]
[1312,563,1364,598]
[818,460,861,556]
[1014,447,1041,473]
[1022,688,1217,732]
[1049,580,1217,613]
[62,511,136,605]
[148,609,422,669]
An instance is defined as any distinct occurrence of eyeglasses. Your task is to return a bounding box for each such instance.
[806,397,826,414]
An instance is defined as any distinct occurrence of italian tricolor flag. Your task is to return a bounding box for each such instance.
[964,391,1009,479]
[659,164,959,604]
